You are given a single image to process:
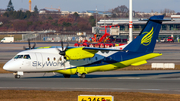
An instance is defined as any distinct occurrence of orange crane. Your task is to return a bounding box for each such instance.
[29,0,31,12]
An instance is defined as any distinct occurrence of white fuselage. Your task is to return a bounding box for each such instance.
[3,48,117,72]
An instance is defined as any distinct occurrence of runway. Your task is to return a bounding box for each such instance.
[1,70,180,94]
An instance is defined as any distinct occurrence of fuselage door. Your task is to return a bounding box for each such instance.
[35,53,43,69]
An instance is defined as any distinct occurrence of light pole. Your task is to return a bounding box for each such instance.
[129,0,133,43]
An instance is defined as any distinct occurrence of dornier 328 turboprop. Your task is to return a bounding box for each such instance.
[3,15,168,79]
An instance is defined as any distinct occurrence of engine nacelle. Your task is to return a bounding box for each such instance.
[65,47,98,60]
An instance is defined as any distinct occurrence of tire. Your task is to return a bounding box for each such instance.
[15,75,20,79]
[63,74,71,78]
[79,73,86,78]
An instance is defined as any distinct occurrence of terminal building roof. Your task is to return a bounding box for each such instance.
[97,18,180,25]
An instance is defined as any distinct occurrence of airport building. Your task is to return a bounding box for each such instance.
[92,15,180,42]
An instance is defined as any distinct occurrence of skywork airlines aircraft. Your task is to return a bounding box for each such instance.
[3,15,166,79]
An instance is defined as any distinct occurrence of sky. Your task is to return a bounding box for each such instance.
[0,0,180,13]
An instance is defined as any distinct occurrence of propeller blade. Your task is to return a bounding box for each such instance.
[23,46,26,50]
[62,57,67,70]
[56,47,62,55]
[56,47,60,52]
[28,39,31,49]
[59,51,65,56]
[65,55,71,60]
[61,40,64,50]
[65,42,69,51]
[23,39,36,50]
[32,42,36,49]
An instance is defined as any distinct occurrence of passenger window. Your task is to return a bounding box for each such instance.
[23,55,31,59]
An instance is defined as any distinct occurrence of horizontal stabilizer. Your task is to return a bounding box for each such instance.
[131,60,147,66]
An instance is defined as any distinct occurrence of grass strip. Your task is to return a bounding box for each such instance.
[0,90,180,101]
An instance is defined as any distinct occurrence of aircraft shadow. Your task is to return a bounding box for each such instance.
[24,71,180,79]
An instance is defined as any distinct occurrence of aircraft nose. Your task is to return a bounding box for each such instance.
[3,60,14,71]
[3,63,10,71]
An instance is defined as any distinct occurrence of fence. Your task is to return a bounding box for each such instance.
[22,33,94,42]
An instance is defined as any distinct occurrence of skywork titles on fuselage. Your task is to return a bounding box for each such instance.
[32,61,64,67]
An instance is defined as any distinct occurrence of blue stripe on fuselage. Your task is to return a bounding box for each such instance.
[82,51,148,67]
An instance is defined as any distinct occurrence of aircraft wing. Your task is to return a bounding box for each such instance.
[65,47,125,60]
[80,47,125,51]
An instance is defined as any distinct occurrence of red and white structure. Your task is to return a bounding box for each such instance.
[129,0,133,43]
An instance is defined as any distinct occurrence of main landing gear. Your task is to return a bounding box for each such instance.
[63,74,71,78]
[77,73,86,78]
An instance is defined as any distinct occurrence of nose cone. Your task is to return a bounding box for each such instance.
[3,62,11,71]
[3,59,15,71]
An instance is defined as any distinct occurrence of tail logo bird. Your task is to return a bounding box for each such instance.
[141,27,154,46]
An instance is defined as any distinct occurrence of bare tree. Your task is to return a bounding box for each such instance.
[162,8,175,15]
[111,5,129,17]
[113,5,129,13]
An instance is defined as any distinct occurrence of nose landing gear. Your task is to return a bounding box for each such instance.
[13,71,23,79]
[15,75,21,79]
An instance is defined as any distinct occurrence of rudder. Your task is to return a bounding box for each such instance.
[124,15,164,53]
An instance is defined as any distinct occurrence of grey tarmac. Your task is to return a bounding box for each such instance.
[1,70,180,94]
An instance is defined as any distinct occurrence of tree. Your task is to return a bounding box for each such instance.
[25,11,31,19]
[112,5,129,13]
[34,5,39,14]
[3,12,9,17]
[73,12,79,20]
[111,5,129,17]
[62,22,72,27]
[7,0,14,11]
[13,20,28,31]
[89,16,95,26]
[112,14,117,18]
[104,15,109,19]
[48,16,53,20]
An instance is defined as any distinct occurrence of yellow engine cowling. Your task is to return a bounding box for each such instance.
[65,47,98,60]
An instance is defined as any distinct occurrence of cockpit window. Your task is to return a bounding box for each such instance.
[14,54,31,59]
[23,55,31,59]
[14,55,23,59]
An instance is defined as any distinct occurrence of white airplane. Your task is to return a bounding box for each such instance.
[3,15,166,79]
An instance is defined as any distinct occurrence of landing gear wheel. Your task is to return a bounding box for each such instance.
[78,73,86,78]
[15,75,20,79]
[63,74,71,78]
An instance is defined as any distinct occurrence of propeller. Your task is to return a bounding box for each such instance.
[23,39,36,50]
[56,40,69,69]
[57,41,69,57]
